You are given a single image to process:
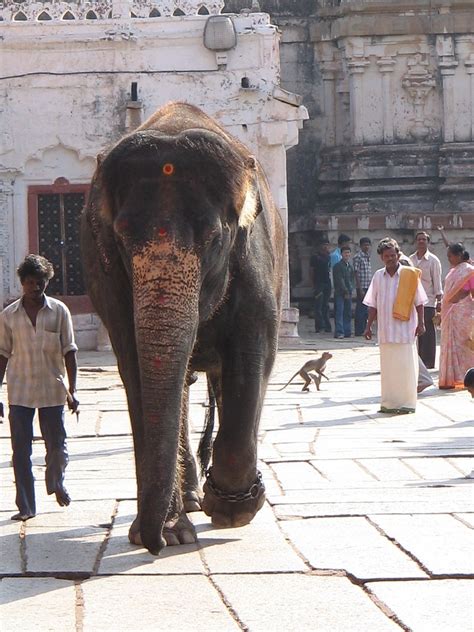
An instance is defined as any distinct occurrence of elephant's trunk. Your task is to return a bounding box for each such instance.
[131,240,200,555]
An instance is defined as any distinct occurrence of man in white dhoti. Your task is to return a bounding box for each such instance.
[364,238,427,414]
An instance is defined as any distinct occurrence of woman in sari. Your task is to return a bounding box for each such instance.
[439,243,474,389]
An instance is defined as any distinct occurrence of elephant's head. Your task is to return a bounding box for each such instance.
[97,128,262,553]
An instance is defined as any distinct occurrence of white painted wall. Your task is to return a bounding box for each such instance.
[0,2,308,345]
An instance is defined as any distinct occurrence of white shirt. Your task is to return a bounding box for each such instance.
[0,295,78,408]
[408,250,443,307]
[363,265,427,344]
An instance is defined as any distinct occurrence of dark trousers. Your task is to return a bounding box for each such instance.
[417,306,436,369]
[334,294,352,337]
[9,405,68,516]
[314,285,332,332]
[354,289,369,336]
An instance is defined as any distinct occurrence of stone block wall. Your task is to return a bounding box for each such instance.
[225,1,474,312]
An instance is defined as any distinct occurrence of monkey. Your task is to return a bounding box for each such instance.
[279,352,333,392]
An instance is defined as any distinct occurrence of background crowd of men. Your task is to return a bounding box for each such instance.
[309,231,443,370]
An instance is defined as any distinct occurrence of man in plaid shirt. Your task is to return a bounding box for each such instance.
[353,238,372,336]
[0,255,79,521]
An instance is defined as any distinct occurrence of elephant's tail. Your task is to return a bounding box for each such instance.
[197,378,216,477]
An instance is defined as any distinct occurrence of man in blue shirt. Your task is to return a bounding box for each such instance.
[330,234,351,269]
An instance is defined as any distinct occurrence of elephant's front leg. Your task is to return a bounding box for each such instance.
[201,350,268,528]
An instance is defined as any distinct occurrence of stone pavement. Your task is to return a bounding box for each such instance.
[1,320,473,631]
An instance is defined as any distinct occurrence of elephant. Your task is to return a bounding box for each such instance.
[80,102,285,555]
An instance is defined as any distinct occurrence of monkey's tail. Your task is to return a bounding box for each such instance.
[278,370,299,391]
[197,378,216,478]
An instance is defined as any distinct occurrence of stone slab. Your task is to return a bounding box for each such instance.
[355,458,421,482]
[446,457,474,477]
[16,500,117,528]
[281,517,426,579]
[274,498,473,518]
[311,458,377,483]
[269,484,471,506]
[402,457,469,481]
[0,578,76,632]
[98,501,205,575]
[82,575,240,631]
[98,411,132,435]
[369,514,474,575]
[368,580,474,632]
[0,514,22,574]
[192,504,306,574]
[454,513,474,528]
[214,574,399,631]
[271,461,327,490]
[24,525,107,573]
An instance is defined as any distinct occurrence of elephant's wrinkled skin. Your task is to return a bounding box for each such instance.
[81,102,285,555]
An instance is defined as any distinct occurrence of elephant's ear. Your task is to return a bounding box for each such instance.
[84,157,120,274]
[236,156,263,229]
[96,152,116,224]
[237,155,275,229]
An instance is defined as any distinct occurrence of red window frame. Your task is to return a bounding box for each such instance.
[27,180,93,314]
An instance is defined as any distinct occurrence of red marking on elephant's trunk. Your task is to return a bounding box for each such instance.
[157,295,166,305]
[228,454,238,467]
[157,227,167,237]
[153,356,161,368]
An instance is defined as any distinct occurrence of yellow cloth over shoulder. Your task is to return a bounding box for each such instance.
[393,266,422,321]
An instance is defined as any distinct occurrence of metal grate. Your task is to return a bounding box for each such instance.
[38,192,86,296]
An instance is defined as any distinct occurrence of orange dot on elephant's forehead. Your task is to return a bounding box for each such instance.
[162,163,174,176]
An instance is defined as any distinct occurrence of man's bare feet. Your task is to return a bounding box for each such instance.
[11,512,35,521]
[55,486,71,507]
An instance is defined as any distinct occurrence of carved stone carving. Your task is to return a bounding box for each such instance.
[0,0,225,21]
[402,53,436,141]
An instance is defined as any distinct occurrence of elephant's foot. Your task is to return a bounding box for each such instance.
[183,489,202,513]
[127,512,197,547]
[163,511,197,546]
[128,516,142,546]
[201,468,266,528]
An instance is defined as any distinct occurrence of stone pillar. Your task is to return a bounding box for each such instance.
[464,55,474,141]
[437,35,459,143]
[260,114,309,339]
[347,59,370,146]
[377,57,396,145]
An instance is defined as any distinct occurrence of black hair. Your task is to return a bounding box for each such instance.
[337,234,351,246]
[448,243,470,262]
[359,237,371,246]
[17,254,54,282]
[377,237,400,255]
[340,245,351,253]
[464,368,474,388]
[415,231,430,243]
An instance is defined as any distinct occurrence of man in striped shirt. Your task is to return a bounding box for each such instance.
[0,255,79,520]
[364,239,427,414]
[352,237,372,336]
